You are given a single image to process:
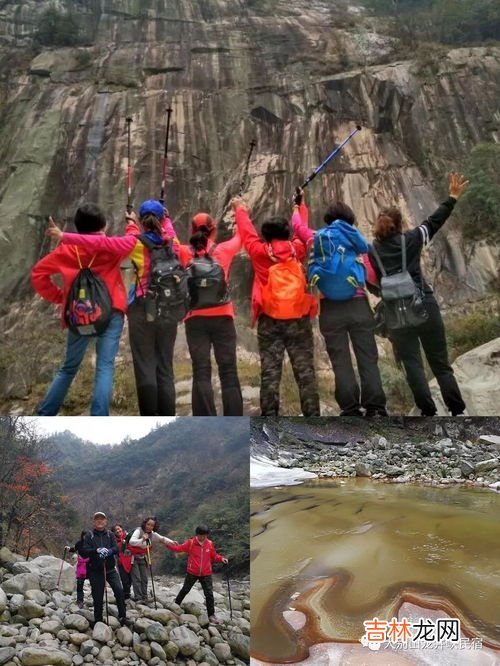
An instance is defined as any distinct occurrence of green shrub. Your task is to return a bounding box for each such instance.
[459,143,500,241]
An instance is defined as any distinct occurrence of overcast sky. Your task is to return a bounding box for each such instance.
[25,417,176,445]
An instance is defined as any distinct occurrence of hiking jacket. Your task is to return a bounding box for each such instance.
[368,197,457,295]
[291,204,377,296]
[75,554,89,579]
[115,531,133,574]
[166,537,224,577]
[234,207,314,325]
[31,234,128,327]
[128,527,175,558]
[80,529,119,574]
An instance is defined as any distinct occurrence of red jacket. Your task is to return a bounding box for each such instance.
[31,235,128,327]
[166,537,224,576]
[115,533,133,574]
[234,206,315,325]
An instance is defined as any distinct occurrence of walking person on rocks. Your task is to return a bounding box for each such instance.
[111,524,133,601]
[231,197,320,416]
[66,530,89,608]
[80,511,127,625]
[33,204,126,415]
[368,173,468,416]
[299,188,387,417]
[165,524,228,624]
[128,517,177,603]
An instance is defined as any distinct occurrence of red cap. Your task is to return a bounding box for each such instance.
[192,213,215,233]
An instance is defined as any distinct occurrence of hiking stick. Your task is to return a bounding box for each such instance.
[56,549,67,587]
[224,565,233,620]
[103,560,109,624]
[126,116,133,213]
[238,139,256,196]
[299,125,362,190]
[146,543,157,609]
[159,105,173,205]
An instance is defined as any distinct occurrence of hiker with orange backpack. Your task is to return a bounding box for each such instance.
[32,204,126,415]
[231,197,320,416]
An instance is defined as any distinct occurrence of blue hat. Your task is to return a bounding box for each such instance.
[139,199,164,220]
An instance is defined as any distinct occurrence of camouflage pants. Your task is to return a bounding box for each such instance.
[257,314,320,416]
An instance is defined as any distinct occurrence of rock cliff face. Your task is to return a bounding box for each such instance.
[0,0,499,306]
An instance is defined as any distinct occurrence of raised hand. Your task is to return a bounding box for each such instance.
[222,557,229,564]
[230,196,246,212]
[448,172,469,200]
[46,216,63,241]
[293,187,304,206]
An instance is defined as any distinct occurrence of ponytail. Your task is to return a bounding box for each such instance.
[140,213,163,236]
[190,229,210,253]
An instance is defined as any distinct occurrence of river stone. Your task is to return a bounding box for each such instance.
[69,633,89,646]
[150,641,166,660]
[64,615,90,632]
[116,626,133,646]
[169,626,200,656]
[474,458,499,474]
[195,646,218,665]
[19,601,44,619]
[0,588,7,613]
[145,622,169,643]
[355,462,372,477]
[97,645,113,662]
[73,655,84,666]
[134,642,151,661]
[144,608,177,624]
[164,640,179,659]
[19,646,73,666]
[460,460,475,476]
[80,640,94,656]
[227,631,249,660]
[40,619,64,635]
[92,622,112,643]
[180,613,199,625]
[479,435,500,451]
[1,573,40,594]
[180,602,203,617]
[133,617,154,633]
[24,590,47,605]
[0,647,16,665]
[213,642,231,662]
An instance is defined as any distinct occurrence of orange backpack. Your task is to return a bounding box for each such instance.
[261,244,311,320]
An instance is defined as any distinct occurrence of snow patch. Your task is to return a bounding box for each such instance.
[250,455,317,488]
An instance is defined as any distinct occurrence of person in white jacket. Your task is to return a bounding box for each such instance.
[128,516,176,603]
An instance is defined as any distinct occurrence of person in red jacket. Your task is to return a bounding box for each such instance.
[231,197,320,417]
[112,524,133,601]
[182,213,243,416]
[166,524,228,624]
[32,203,126,415]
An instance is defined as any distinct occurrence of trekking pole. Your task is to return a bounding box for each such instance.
[224,565,233,620]
[103,560,109,624]
[56,548,68,587]
[146,542,157,610]
[159,105,173,205]
[299,125,362,191]
[238,139,256,196]
[125,116,133,213]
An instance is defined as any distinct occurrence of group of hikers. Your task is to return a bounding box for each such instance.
[66,511,228,626]
[32,170,469,417]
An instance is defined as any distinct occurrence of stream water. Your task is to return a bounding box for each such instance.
[251,480,500,664]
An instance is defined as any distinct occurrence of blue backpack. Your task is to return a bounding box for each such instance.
[308,220,368,301]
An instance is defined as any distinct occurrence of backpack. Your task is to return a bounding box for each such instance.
[370,235,429,331]
[308,221,367,301]
[65,249,113,336]
[139,234,189,323]
[261,244,311,320]
[188,250,230,310]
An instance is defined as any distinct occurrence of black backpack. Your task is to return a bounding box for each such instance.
[139,235,189,323]
[65,251,113,336]
[370,235,428,332]
[188,251,230,310]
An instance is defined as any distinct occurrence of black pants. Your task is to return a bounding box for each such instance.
[175,573,215,617]
[390,296,465,416]
[128,298,178,415]
[76,577,85,604]
[88,567,126,623]
[319,298,387,415]
[257,315,320,417]
[117,564,131,600]
[185,315,243,416]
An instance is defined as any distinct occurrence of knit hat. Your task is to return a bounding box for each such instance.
[192,213,215,233]
[139,199,164,220]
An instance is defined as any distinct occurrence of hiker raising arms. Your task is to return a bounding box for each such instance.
[231,196,320,416]
[181,213,243,416]
[128,517,176,603]
[368,173,468,416]
[297,189,387,417]
[33,204,126,415]
[111,524,133,601]
[47,200,185,415]
[165,524,228,624]
[80,511,127,625]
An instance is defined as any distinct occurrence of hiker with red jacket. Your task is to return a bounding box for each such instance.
[111,524,133,601]
[32,204,126,415]
[181,213,243,416]
[231,197,320,416]
[46,200,186,416]
[166,524,228,624]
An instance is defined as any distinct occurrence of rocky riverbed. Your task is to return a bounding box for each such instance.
[0,548,249,666]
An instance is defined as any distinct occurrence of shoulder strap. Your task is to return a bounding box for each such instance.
[138,233,158,251]
[369,242,387,277]
[401,234,407,273]
[75,247,97,270]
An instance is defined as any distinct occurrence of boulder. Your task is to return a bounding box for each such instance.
[1,573,40,594]
[169,626,200,656]
[19,646,73,666]
[18,600,44,619]
[227,631,249,660]
[145,622,169,643]
[150,641,167,660]
[0,588,6,613]
[115,626,133,646]
[92,622,112,643]
[0,647,16,666]
[213,642,232,662]
[64,614,90,632]
[474,458,499,474]
[134,642,151,661]
[12,556,74,593]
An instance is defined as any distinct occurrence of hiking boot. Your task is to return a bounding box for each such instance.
[340,409,363,417]
[119,617,132,627]
[365,409,388,419]
[209,615,220,624]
